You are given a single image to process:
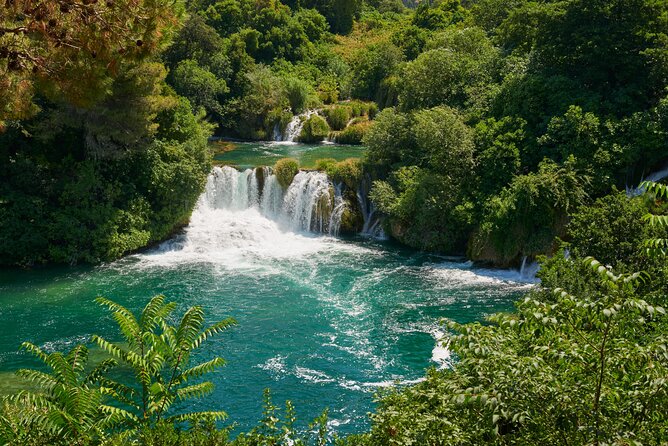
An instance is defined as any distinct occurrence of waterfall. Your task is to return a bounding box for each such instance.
[626,161,668,196]
[518,256,540,280]
[204,166,345,235]
[357,174,387,239]
[277,110,318,142]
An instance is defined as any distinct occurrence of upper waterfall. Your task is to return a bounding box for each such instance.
[275,111,318,142]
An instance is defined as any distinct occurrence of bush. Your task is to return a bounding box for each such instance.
[326,158,363,189]
[323,105,352,130]
[314,158,337,171]
[370,167,474,253]
[334,121,371,145]
[283,76,320,114]
[273,158,300,188]
[299,115,330,143]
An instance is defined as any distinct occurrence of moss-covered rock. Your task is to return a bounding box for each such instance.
[274,158,299,188]
[299,115,330,143]
[339,191,365,234]
[326,158,363,190]
[255,166,266,198]
[314,158,337,171]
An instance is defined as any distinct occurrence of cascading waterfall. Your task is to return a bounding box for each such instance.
[519,256,540,280]
[204,166,347,235]
[626,161,668,196]
[277,110,318,142]
[357,174,387,239]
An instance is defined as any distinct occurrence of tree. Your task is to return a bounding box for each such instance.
[0,344,123,445]
[412,106,475,179]
[641,181,668,257]
[350,42,403,102]
[171,59,229,118]
[356,258,668,445]
[474,117,524,196]
[0,0,182,128]
[93,295,236,430]
[471,158,589,266]
[398,28,500,112]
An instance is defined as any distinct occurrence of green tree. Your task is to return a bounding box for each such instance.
[474,117,524,196]
[0,0,182,128]
[0,344,122,445]
[412,106,475,178]
[472,158,589,266]
[398,28,500,112]
[93,296,236,429]
[357,258,668,445]
[171,60,229,118]
[350,43,404,101]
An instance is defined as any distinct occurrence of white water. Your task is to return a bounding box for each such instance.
[204,166,344,234]
[627,161,668,196]
[141,166,355,267]
[519,255,540,281]
[358,175,387,239]
[277,110,319,142]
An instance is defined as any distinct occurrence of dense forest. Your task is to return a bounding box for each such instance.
[1,0,668,444]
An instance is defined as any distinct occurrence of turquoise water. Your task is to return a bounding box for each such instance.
[213,141,366,169]
[0,161,532,434]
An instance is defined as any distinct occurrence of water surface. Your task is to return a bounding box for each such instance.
[213,141,365,170]
[0,166,532,435]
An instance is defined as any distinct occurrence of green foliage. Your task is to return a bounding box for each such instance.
[0,296,235,445]
[333,121,370,145]
[474,117,524,196]
[363,108,415,169]
[472,158,589,266]
[92,296,235,430]
[314,158,337,171]
[370,167,475,253]
[283,76,320,114]
[299,115,330,143]
[0,93,211,266]
[171,59,229,118]
[322,106,352,131]
[398,27,500,113]
[568,191,661,268]
[350,42,404,102]
[640,181,668,258]
[0,344,120,445]
[353,259,668,445]
[231,65,290,139]
[391,25,429,61]
[412,1,468,31]
[274,158,300,188]
[326,158,362,189]
[412,106,474,176]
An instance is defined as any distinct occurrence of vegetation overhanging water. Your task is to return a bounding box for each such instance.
[0,158,533,433]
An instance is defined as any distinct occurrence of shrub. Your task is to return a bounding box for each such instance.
[299,115,330,143]
[283,76,320,114]
[323,106,352,130]
[334,121,371,145]
[314,158,337,171]
[471,158,589,266]
[274,158,300,188]
[326,158,363,190]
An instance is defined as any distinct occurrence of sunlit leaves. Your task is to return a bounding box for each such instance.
[93,295,235,429]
